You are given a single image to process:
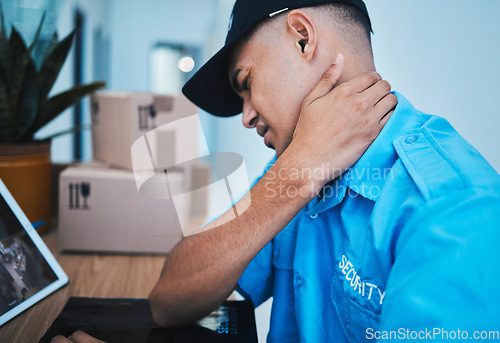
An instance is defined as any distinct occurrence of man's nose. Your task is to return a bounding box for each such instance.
[242,99,258,128]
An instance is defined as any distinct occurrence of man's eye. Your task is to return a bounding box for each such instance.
[243,76,249,90]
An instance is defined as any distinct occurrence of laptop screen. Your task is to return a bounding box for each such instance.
[0,179,68,326]
[39,298,258,343]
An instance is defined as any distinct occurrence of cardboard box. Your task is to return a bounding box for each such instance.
[91,92,199,170]
[58,162,186,254]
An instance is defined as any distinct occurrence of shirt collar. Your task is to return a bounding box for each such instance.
[306,92,423,215]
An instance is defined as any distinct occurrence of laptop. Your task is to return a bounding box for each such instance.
[0,178,68,326]
[39,297,258,343]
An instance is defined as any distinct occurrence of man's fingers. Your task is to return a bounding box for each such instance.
[374,93,398,123]
[347,71,382,93]
[294,53,344,139]
[364,79,392,107]
[66,331,107,343]
[69,331,107,343]
[306,53,344,102]
[50,336,71,343]
[50,331,106,343]
[378,108,394,132]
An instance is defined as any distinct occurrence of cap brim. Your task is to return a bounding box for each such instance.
[182,45,243,117]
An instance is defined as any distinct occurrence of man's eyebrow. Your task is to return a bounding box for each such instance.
[231,68,244,94]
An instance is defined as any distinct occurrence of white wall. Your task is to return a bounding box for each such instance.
[108,0,217,92]
[366,0,500,172]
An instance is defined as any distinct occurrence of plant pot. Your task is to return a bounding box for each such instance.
[0,141,52,233]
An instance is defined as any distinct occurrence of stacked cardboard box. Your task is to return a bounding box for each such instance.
[58,92,204,253]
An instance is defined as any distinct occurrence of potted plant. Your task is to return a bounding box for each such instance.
[0,10,105,232]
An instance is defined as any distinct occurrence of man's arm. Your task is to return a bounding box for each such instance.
[149,155,320,326]
[149,61,397,327]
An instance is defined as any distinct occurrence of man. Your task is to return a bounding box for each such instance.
[149,0,500,342]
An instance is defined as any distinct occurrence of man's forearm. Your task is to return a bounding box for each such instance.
[149,149,320,327]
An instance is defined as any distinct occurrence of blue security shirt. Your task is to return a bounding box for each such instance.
[236,92,500,342]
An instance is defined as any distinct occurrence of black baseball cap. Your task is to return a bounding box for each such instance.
[182,0,372,117]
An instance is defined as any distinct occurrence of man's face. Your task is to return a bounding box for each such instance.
[229,34,317,157]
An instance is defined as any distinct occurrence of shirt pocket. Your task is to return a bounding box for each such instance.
[330,272,381,343]
[272,228,297,270]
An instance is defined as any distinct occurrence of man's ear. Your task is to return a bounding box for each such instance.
[286,10,318,62]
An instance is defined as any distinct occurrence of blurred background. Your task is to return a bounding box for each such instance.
[4,0,499,179]
[3,0,499,341]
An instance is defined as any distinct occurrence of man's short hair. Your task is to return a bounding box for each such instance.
[242,2,372,51]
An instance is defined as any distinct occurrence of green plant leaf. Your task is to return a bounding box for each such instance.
[8,27,39,129]
[37,124,90,141]
[0,1,9,80]
[7,11,44,81]
[8,29,30,123]
[0,3,12,142]
[6,26,27,83]
[7,13,44,142]
[0,2,5,35]
[38,30,75,103]
[0,2,6,41]
[38,31,58,68]
[14,52,39,142]
[30,11,45,51]
[0,36,6,86]
[22,81,105,140]
[0,61,11,143]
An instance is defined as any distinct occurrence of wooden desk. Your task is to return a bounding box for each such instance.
[0,228,167,343]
